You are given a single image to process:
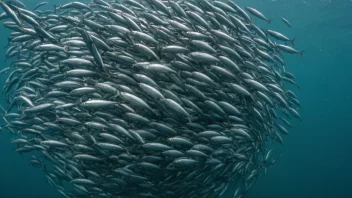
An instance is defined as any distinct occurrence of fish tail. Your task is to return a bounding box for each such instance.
[187,116,192,123]
[76,16,85,29]
[4,37,10,49]
[268,19,272,24]
[291,38,296,46]
[299,50,304,58]
[63,46,69,53]
[124,33,135,46]
[0,104,5,116]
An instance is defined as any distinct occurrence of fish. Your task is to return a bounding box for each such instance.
[0,1,23,29]
[33,2,48,11]
[246,7,272,24]
[281,17,292,27]
[276,44,304,56]
[0,0,303,197]
[267,30,295,45]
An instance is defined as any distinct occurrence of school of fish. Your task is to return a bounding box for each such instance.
[0,0,302,197]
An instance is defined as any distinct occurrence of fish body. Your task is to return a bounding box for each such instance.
[246,7,272,24]
[281,17,292,27]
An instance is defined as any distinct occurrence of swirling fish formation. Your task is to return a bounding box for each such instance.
[0,0,302,197]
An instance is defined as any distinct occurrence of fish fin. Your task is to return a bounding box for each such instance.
[187,116,192,123]
[75,17,86,29]
[0,104,5,116]
[53,5,57,13]
[4,37,10,49]
[64,46,69,53]
[299,50,304,58]
[146,21,152,33]
[112,92,120,100]
[291,38,296,46]
[126,33,135,46]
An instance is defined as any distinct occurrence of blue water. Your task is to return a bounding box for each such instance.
[1,0,352,197]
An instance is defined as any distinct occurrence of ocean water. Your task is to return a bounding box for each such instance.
[0,0,351,198]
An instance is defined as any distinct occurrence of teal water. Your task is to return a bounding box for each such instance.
[1,0,351,197]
